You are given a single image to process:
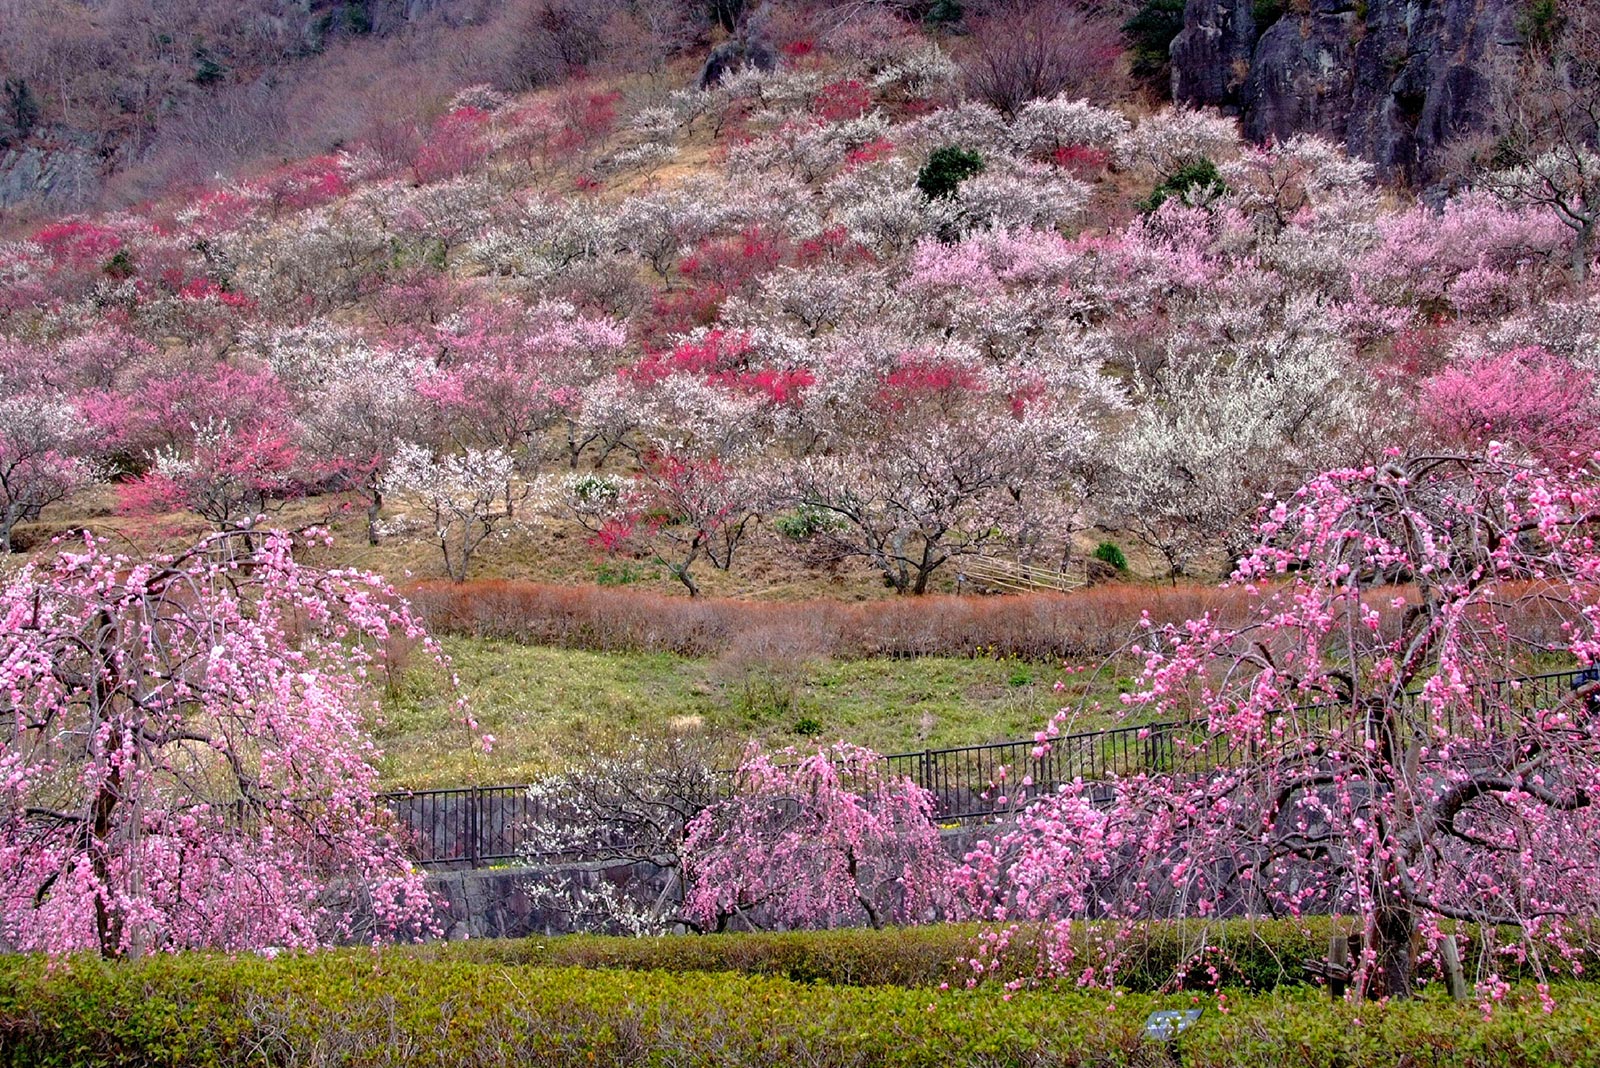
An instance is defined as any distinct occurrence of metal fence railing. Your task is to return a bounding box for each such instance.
[381,668,1594,867]
[383,785,545,868]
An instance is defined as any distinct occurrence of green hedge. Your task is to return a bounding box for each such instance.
[2,953,1599,1067]
[408,917,1510,993]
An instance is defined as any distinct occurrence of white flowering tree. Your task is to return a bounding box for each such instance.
[781,400,1097,594]
[517,731,726,936]
[1114,107,1242,178]
[0,387,96,553]
[1106,318,1370,577]
[1219,134,1377,229]
[297,345,427,546]
[382,443,527,582]
[1477,4,1600,281]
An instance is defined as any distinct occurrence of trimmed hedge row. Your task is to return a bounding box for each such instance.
[406,917,1533,994]
[2,952,1598,1068]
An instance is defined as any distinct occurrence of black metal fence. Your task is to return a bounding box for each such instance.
[381,668,1593,867]
[383,785,544,868]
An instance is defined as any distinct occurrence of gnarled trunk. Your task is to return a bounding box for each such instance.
[1367,895,1415,999]
[1573,214,1595,284]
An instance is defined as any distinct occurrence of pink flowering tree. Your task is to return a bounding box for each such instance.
[1351,193,1571,321]
[82,363,288,454]
[0,528,446,957]
[682,744,954,932]
[415,309,580,498]
[50,327,156,392]
[1418,346,1600,465]
[958,450,1600,1000]
[90,363,312,530]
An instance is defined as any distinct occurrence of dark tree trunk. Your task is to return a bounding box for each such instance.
[845,847,884,929]
[1368,898,1415,999]
[90,778,123,959]
[366,485,382,547]
[1574,214,1595,284]
[675,565,700,598]
[89,638,125,959]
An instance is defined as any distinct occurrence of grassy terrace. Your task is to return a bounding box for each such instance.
[377,637,1145,789]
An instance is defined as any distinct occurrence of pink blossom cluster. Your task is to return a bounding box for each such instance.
[682,743,954,931]
[956,451,1600,1000]
[0,528,452,955]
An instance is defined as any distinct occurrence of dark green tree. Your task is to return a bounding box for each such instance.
[1,79,40,145]
[1091,541,1128,572]
[1142,158,1225,211]
[917,145,985,200]
[1123,0,1187,92]
[191,43,227,87]
[923,0,964,27]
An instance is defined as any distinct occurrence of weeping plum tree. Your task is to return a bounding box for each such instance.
[0,529,449,956]
[682,744,954,931]
[958,450,1600,999]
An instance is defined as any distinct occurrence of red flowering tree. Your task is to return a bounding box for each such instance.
[554,88,620,158]
[255,156,349,216]
[413,107,490,184]
[0,529,447,957]
[812,79,872,123]
[682,744,954,932]
[31,219,125,267]
[958,451,1600,1000]
[565,450,761,598]
[118,420,310,530]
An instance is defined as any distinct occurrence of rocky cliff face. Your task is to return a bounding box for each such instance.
[0,127,103,213]
[1171,0,1524,183]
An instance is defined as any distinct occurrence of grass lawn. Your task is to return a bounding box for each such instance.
[376,637,1146,788]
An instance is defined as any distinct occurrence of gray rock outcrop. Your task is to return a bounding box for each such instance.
[696,35,779,90]
[1170,0,1524,183]
[0,127,102,212]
